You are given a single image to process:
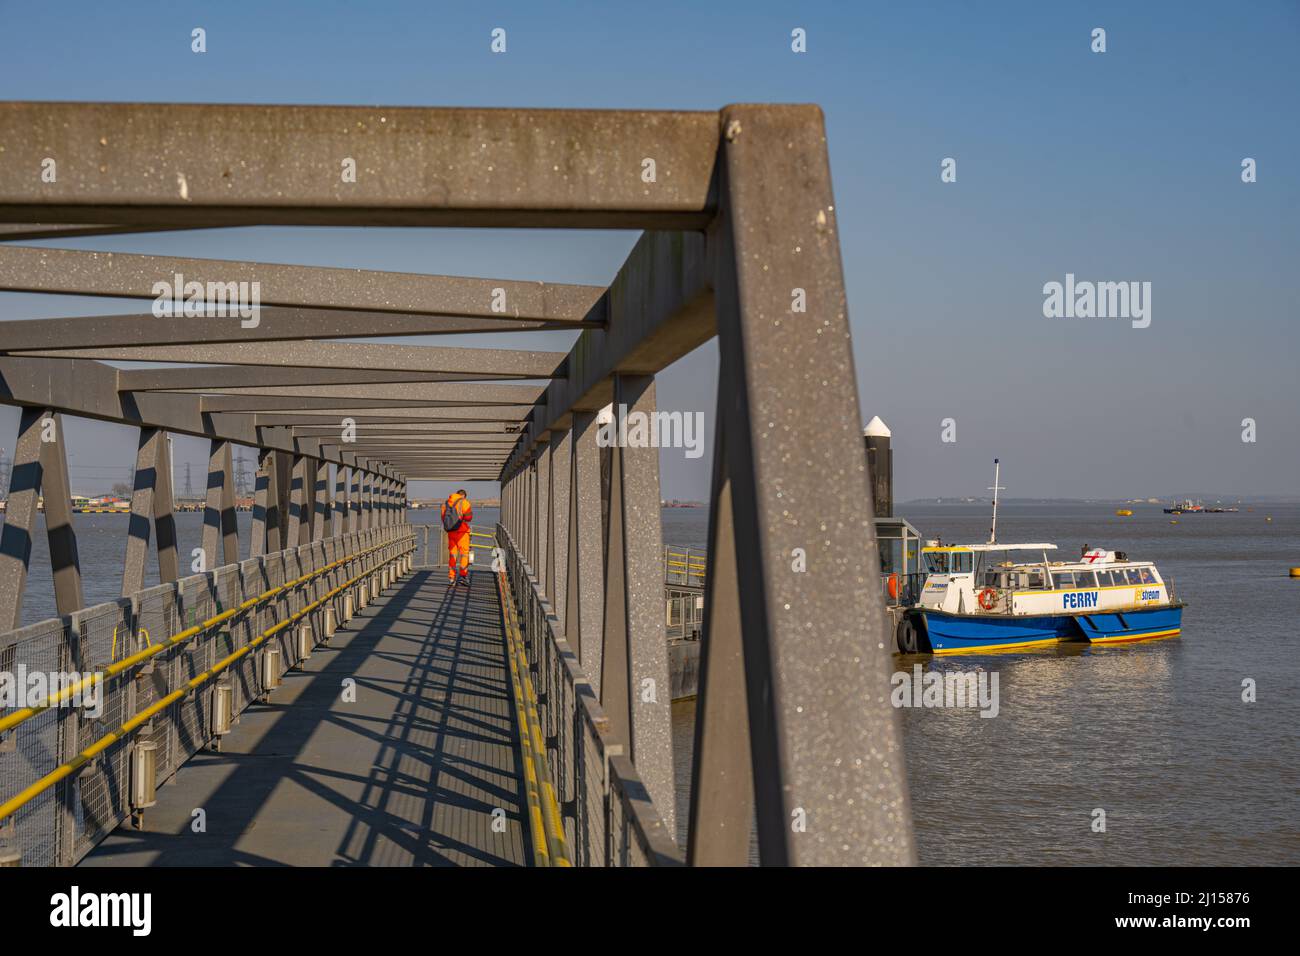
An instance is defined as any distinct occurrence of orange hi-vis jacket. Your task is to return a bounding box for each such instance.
[442,493,473,541]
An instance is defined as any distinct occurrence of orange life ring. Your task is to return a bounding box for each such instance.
[978,587,998,610]
[887,573,899,600]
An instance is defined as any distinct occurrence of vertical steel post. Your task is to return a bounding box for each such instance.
[349,467,360,534]
[202,439,237,569]
[254,448,281,556]
[311,458,328,540]
[0,407,47,630]
[687,366,753,865]
[711,104,913,865]
[598,375,674,837]
[122,427,179,594]
[275,451,293,546]
[549,425,572,632]
[41,412,84,617]
[286,454,308,546]
[334,466,347,537]
[536,438,551,600]
[361,470,372,530]
[566,410,604,683]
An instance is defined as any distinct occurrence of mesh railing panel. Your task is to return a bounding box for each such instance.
[134,584,178,785]
[68,600,133,862]
[500,525,676,867]
[1,529,409,865]
[0,618,69,867]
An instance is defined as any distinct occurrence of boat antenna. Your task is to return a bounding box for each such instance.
[988,458,1004,544]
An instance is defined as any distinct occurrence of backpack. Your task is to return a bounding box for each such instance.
[441,498,465,533]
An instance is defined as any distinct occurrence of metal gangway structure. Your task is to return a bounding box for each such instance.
[0,101,913,866]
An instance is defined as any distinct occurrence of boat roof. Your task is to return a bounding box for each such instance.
[922,543,1057,553]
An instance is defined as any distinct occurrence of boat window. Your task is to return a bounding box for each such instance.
[1075,570,1098,588]
[1097,570,1116,586]
[950,552,973,574]
[1023,570,1046,589]
[1052,571,1076,589]
[1125,568,1143,584]
[1139,567,1157,584]
[924,552,949,574]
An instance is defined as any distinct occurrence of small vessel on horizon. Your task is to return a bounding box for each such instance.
[1164,498,1239,514]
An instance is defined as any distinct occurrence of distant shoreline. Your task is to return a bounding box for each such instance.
[902,497,1300,506]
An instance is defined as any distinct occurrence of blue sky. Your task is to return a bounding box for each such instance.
[1,0,1296,500]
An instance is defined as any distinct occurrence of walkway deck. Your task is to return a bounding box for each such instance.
[81,568,532,867]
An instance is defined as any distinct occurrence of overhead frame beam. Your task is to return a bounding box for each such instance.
[0,222,204,241]
[0,246,605,325]
[0,355,397,470]
[115,366,526,393]
[20,340,569,376]
[0,308,576,353]
[189,382,546,405]
[501,229,715,477]
[0,102,719,230]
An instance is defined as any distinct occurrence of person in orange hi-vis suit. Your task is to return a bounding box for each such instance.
[441,489,473,586]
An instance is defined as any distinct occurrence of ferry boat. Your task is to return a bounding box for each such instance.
[896,460,1183,654]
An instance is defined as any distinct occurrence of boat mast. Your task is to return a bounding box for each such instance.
[988,458,1004,544]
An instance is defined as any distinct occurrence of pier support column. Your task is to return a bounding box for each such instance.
[566,410,604,683]
[536,435,551,601]
[202,439,238,570]
[274,452,293,548]
[40,412,84,618]
[252,448,280,556]
[699,104,913,865]
[361,470,372,530]
[311,458,328,540]
[349,468,360,534]
[285,454,308,547]
[0,408,87,627]
[688,367,753,866]
[122,427,180,595]
[598,374,674,838]
[334,466,347,538]
[549,425,572,632]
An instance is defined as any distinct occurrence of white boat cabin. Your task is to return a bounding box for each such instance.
[918,543,1171,616]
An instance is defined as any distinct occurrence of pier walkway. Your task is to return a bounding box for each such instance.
[82,568,527,867]
[0,100,912,866]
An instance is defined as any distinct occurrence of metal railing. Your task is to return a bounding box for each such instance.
[664,547,706,587]
[882,571,927,608]
[498,524,681,866]
[0,525,415,866]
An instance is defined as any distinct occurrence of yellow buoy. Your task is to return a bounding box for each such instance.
[1290,567,1300,578]
[1116,509,1133,516]
[1170,519,1178,524]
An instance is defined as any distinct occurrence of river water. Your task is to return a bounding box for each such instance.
[668,502,1300,865]
[7,502,1297,864]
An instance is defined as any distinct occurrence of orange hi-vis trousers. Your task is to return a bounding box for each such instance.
[448,529,470,582]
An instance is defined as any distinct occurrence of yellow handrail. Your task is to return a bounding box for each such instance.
[0,538,400,737]
[495,568,571,867]
[0,539,416,825]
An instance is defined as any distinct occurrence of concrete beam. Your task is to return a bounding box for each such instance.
[0,102,719,229]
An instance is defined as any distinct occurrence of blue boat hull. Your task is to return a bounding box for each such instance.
[916,605,1182,654]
